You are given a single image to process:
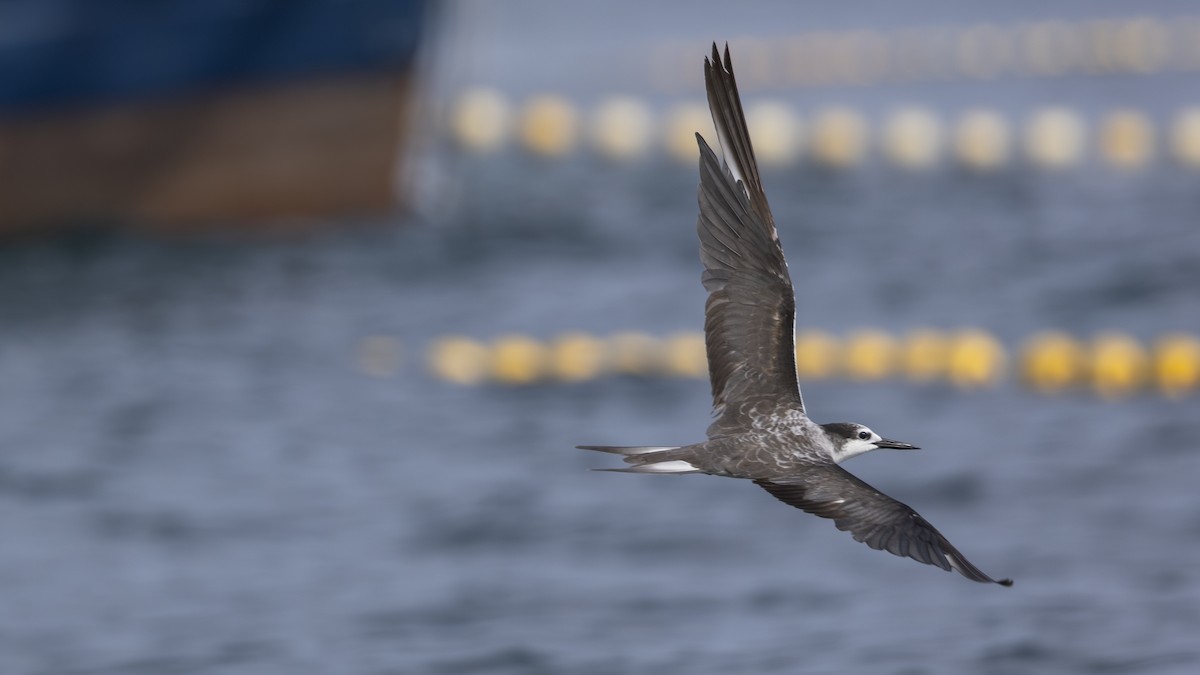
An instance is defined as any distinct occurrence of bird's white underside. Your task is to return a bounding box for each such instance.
[638,460,699,473]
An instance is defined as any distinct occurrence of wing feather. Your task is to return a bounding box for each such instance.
[755,466,1013,585]
[696,43,803,437]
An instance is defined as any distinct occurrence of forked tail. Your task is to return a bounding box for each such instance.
[574,445,701,473]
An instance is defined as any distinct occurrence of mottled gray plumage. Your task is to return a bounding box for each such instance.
[578,44,1011,587]
[697,44,802,437]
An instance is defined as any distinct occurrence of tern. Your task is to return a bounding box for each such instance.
[578,44,1012,586]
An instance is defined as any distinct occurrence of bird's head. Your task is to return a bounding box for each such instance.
[821,422,920,463]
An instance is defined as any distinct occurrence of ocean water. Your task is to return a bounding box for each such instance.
[1,155,1198,674]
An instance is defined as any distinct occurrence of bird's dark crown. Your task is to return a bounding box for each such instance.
[821,422,867,439]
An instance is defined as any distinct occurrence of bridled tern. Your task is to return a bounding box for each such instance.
[578,44,1012,586]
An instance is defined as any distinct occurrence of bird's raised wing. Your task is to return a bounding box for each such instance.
[696,43,803,437]
[755,466,1013,585]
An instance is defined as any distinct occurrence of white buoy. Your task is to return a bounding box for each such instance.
[1025,107,1085,168]
[589,96,654,161]
[450,88,511,153]
[811,107,867,168]
[1112,18,1169,74]
[664,102,717,164]
[955,24,1014,79]
[729,37,773,88]
[838,30,889,84]
[1084,19,1121,74]
[882,107,942,169]
[1020,21,1082,76]
[783,33,831,86]
[745,101,803,167]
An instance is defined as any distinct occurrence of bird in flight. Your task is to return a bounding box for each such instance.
[578,44,1012,586]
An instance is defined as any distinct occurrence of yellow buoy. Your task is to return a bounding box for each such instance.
[954,109,1010,170]
[811,107,868,168]
[1153,334,1200,398]
[550,333,607,383]
[450,88,511,153]
[428,336,491,385]
[1100,110,1155,169]
[1169,108,1200,168]
[590,96,654,161]
[1090,333,1149,399]
[882,107,942,169]
[947,329,1006,388]
[607,332,662,376]
[518,95,579,158]
[844,330,898,381]
[901,329,950,382]
[664,102,717,164]
[1026,107,1086,168]
[745,102,803,167]
[356,335,402,378]
[1020,332,1086,393]
[662,332,708,379]
[795,330,841,380]
[490,335,549,385]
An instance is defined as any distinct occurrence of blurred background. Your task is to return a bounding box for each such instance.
[2,0,1200,673]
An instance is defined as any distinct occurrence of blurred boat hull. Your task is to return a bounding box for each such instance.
[0,0,429,236]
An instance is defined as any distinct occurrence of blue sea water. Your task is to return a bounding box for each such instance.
[1,155,1199,673]
[6,0,1200,669]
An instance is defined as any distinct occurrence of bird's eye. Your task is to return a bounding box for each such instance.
[857,430,871,440]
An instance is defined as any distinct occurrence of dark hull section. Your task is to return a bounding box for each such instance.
[0,0,429,235]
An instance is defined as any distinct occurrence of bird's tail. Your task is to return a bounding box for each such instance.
[575,445,680,456]
[575,444,702,473]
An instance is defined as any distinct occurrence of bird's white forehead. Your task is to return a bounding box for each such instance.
[830,426,884,464]
[861,425,885,440]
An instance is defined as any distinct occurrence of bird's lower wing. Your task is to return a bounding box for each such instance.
[755,465,1012,586]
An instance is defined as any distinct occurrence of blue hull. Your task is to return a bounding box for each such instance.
[0,0,429,113]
